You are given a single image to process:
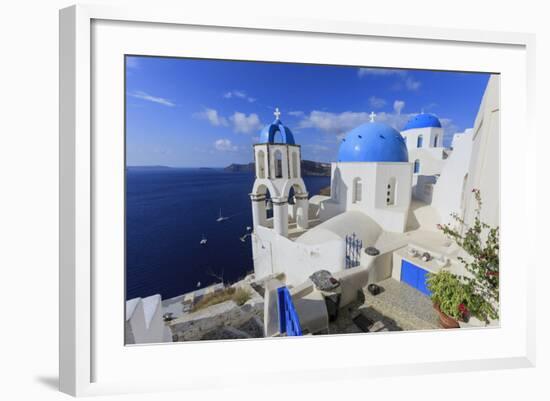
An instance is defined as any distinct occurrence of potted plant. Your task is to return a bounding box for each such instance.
[427,270,472,328]
[428,189,500,328]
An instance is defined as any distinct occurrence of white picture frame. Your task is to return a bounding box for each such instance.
[59,3,536,397]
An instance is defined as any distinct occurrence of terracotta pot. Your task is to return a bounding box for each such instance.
[434,303,460,329]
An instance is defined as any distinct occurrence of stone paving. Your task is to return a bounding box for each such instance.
[329,278,441,334]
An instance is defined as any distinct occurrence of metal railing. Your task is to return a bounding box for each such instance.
[277,287,302,336]
[345,232,363,269]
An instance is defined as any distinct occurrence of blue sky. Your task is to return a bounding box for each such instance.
[126,56,491,167]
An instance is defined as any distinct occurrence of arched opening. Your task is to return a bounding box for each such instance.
[257,150,266,178]
[272,129,283,143]
[414,159,420,174]
[352,177,362,203]
[460,173,469,210]
[433,134,439,147]
[386,177,397,206]
[417,134,423,148]
[292,151,299,178]
[289,183,308,230]
[288,185,296,205]
[263,188,273,223]
[252,184,273,229]
[274,149,283,178]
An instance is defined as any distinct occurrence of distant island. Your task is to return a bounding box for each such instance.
[224,160,331,176]
[127,165,176,170]
[127,161,331,176]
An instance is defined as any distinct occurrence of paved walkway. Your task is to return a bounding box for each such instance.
[330,278,441,334]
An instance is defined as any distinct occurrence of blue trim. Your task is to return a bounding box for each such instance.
[400,260,432,296]
[258,119,296,145]
[277,287,302,336]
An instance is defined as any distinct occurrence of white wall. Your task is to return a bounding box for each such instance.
[463,76,501,230]
[125,295,172,344]
[402,126,444,150]
[323,161,412,232]
[252,225,345,285]
[431,130,474,225]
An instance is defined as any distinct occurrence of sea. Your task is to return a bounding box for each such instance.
[126,167,330,300]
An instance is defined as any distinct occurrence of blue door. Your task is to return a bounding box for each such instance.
[401,259,431,296]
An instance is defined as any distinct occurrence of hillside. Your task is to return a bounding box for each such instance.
[225,160,331,176]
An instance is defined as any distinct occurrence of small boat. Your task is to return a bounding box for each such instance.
[200,234,207,245]
[246,226,252,231]
[216,208,229,222]
[196,281,201,288]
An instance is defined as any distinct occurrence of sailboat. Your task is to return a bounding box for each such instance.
[200,234,207,245]
[216,208,229,222]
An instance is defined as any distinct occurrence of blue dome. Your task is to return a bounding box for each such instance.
[258,118,295,145]
[338,122,408,163]
[403,113,442,130]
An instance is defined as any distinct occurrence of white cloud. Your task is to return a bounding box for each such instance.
[130,91,175,107]
[194,108,229,127]
[297,107,453,136]
[358,68,407,78]
[440,118,460,145]
[288,110,305,117]
[230,112,262,134]
[358,67,421,91]
[126,57,140,69]
[368,96,386,109]
[223,90,256,103]
[393,100,405,114]
[298,110,372,135]
[405,77,421,91]
[214,139,238,152]
[306,144,331,153]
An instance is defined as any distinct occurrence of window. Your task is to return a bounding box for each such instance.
[257,150,266,178]
[352,177,362,203]
[274,149,283,178]
[417,134,423,148]
[386,177,397,206]
[414,159,420,174]
[433,135,439,147]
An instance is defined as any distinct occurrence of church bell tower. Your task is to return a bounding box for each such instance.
[250,108,309,237]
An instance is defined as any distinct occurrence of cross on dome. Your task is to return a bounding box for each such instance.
[274,107,281,120]
[369,111,376,123]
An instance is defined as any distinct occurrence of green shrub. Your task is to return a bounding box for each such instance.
[432,189,499,323]
[191,287,251,312]
[427,270,473,320]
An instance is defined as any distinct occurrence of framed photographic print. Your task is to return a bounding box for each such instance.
[59,3,536,396]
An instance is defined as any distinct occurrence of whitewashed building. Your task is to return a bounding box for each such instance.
[250,76,499,328]
[125,294,172,344]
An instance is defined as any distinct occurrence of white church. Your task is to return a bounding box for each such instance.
[249,76,499,333]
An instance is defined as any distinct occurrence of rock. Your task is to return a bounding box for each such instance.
[236,316,264,338]
[309,270,340,291]
[201,326,251,340]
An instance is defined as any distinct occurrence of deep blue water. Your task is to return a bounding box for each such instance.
[126,168,330,300]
